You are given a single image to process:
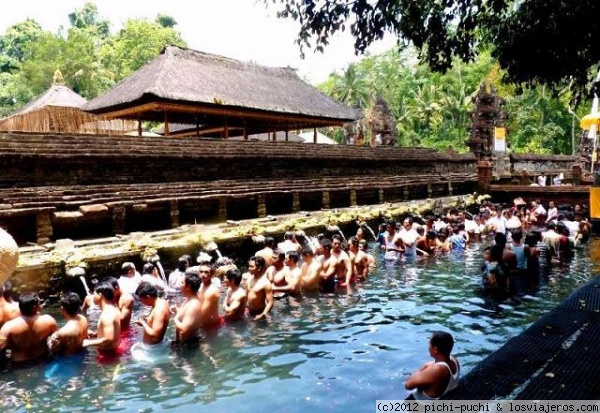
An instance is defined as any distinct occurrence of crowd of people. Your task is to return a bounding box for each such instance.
[0,198,591,400]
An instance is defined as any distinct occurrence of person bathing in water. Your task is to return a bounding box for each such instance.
[405,331,460,400]
[48,292,88,356]
[135,282,170,344]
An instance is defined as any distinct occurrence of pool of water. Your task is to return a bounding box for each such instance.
[1,239,598,412]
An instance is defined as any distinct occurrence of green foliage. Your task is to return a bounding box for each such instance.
[100,18,186,80]
[68,2,110,38]
[156,14,178,28]
[0,72,35,117]
[0,19,43,71]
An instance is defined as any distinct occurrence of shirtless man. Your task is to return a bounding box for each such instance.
[83,283,121,352]
[48,292,88,355]
[405,331,460,400]
[135,282,170,344]
[255,236,275,267]
[273,251,301,296]
[172,271,203,341]
[105,276,135,329]
[358,240,377,270]
[348,237,369,281]
[197,263,222,329]
[0,282,20,328]
[266,249,290,287]
[222,268,247,322]
[318,238,336,293]
[245,256,274,321]
[330,234,353,287]
[299,247,322,292]
[0,292,57,363]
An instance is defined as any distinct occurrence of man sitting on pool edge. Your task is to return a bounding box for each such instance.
[405,331,460,400]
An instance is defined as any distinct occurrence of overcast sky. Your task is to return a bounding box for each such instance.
[0,0,396,84]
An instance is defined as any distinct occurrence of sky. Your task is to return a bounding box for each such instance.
[0,0,396,84]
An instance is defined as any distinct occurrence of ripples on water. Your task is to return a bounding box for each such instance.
[1,239,598,412]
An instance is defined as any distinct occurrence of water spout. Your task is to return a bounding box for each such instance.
[79,275,91,296]
[205,241,223,259]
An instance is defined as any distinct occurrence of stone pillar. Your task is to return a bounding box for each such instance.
[218,197,227,221]
[292,192,301,213]
[111,205,126,235]
[403,187,410,200]
[257,194,267,218]
[378,189,384,204]
[169,200,180,228]
[427,184,433,198]
[36,211,53,245]
[447,182,453,196]
[322,191,330,209]
[572,164,582,185]
[350,190,357,206]
[477,159,493,192]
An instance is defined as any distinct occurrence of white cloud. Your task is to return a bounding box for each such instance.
[0,0,396,84]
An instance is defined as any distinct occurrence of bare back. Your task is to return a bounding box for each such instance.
[0,314,57,363]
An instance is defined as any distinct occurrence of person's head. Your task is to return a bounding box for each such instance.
[358,239,369,251]
[183,272,201,294]
[547,221,556,231]
[511,229,523,243]
[301,246,314,259]
[198,263,213,283]
[248,256,266,275]
[490,244,504,262]
[143,262,156,276]
[320,238,332,253]
[494,232,507,248]
[331,234,343,251]
[283,231,294,241]
[265,236,275,249]
[272,249,285,265]
[94,282,115,304]
[386,220,397,233]
[19,292,41,317]
[429,331,454,358]
[121,262,136,277]
[60,292,82,317]
[286,251,299,265]
[403,216,413,229]
[224,267,242,287]
[135,282,158,305]
[177,256,190,272]
[102,276,121,297]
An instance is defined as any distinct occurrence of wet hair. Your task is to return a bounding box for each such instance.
[301,246,314,256]
[60,292,82,316]
[511,229,523,242]
[265,236,275,248]
[416,226,425,236]
[103,276,119,290]
[136,281,158,298]
[2,281,13,300]
[250,256,266,271]
[181,254,193,266]
[19,292,40,317]
[177,257,189,272]
[348,236,359,246]
[274,249,286,262]
[490,244,504,262]
[184,272,201,293]
[121,262,136,274]
[430,331,454,357]
[284,231,294,240]
[143,263,155,275]
[426,230,437,240]
[286,251,299,263]
[331,234,343,243]
[547,222,556,230]
[94,282,115,302]
[225,268,242,286]
[320,238,332,251]
[386,220,397,229]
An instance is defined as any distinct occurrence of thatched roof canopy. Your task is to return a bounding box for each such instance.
[0,84,133,135]
[83,46,360,134]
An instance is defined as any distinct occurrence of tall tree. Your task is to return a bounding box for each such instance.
[68,2,110,38]
[266,0,600,96]
[0,19,43,72]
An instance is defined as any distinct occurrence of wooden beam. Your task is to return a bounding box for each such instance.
[313,127,317,143]
[164,111,169,137]
[137,116,142,137]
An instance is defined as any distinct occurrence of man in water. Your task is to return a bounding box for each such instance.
[222,267,247,322]
[83,283,121,353]
[118,262,141,296]
[0,282,20,328]
[104,276,135,329]
[299,247,322,292]
[48,292,89,355]
[197,262,222,329]
[405,331,460,400]
[330,234,353,287]
[245,256,274,320]
[135,282,170,344]
[172,270,203,341]
[0,292,57,363]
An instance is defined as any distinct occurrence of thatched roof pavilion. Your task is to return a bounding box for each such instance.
[83,46,360,137]
[0,84,133,135]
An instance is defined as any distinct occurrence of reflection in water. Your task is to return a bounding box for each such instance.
[1,239,598,412]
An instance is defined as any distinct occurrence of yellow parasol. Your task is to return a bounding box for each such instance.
[580,113,600,130]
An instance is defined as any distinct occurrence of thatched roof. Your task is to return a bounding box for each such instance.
[0,84,134,135]
[83,46,360,134]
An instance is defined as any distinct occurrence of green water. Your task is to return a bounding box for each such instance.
[1,240,598,413]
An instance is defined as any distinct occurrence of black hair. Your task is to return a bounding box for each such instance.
[512,229,523,242]
[286,251,299,263]
[225,268,242,286]
[136,281,158,298]
[320,238,332,251]
[143,262,155,275]
[184,272,201,293]
[249,256,266,271]
[177,257,189,272]
[94,282,115,302]
[284,231,294,240]
[60,292,82,316]
[494,232,507,248]
[19,292,40,317]
[103,276,120,290]
[430,331,454,357]
[265,236,275,248]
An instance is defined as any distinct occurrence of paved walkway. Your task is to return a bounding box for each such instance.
[445,276,600,399]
